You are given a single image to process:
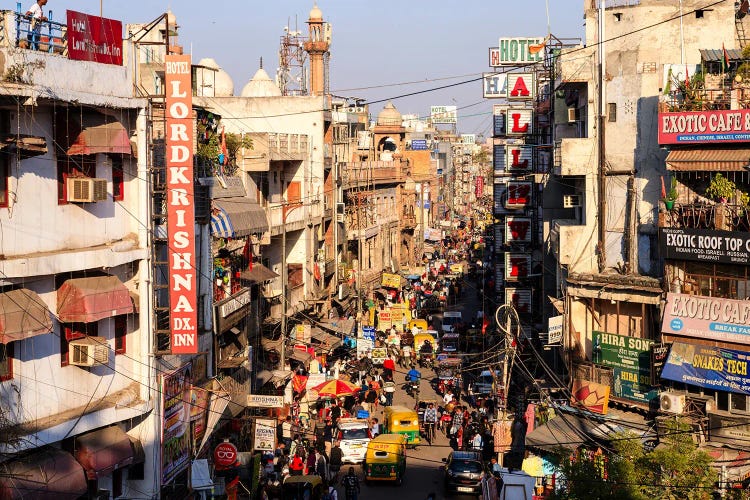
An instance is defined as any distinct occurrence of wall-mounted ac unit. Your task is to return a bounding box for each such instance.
[348,106,365,114]
[563,194,582,208]
[567,107,579,123]
[659,391,686,414]
[69,336,109,367]
[335,202,345,223]
[67,177,108,203]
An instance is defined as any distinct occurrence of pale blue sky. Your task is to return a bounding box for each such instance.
[49,0,584,136]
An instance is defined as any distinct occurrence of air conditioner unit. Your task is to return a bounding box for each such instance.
[659,391,686,414]
[687,394,717,414]
[567,107,579,123]
[69,336,109,367]
[67,177,108,203]
[563,194,582,208]
[335,202,345,223]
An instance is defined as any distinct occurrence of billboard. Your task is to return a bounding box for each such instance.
[662,292,750,344]
[66,10,123,65]
[161,363,192,484]
[491,38,546,66]
[593,332,658,404]
[430,105,457,124]
[475,176,484,198]
[506,108,534,136]
[660,227,750,265]
[483,72,508,98]
[411,139,428,150]
[548,315,563,345]
[661,342,750,395]
[165,55,198,354]
[658,110,750,144]
[571,379,610,415]
[505,217,532,243]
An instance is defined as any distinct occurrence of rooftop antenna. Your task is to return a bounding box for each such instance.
[260,57,263,69]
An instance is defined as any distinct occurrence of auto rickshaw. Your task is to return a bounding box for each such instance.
[408,318,428,333]
[282,475,324,499]
[414,332,437,367]
[383,405,421,447]
[436,357,462,395]
[363,433,407,485]
[441,333,460,353]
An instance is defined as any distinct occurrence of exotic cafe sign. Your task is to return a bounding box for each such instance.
[660,227,750,265]
[165,55,198,354]
[661,342,750,395]
[658,109,750,144]
[662,293,750,344]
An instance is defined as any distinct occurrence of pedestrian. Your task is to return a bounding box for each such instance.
[329,442,343,483]
[324,483,339,500]
[280,415,293,448]
[342,467,360,500]
[315,449,328,478]
[383,378,396,406]
[323,418,334,457]
[25,0,47,50]
[370,418,380,437]
[290,453,304,476]
[306,447,317,475]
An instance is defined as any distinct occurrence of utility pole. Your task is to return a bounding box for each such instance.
[597,0,607,272]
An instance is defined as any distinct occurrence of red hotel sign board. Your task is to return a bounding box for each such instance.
[66,11,123,66]
[658,110,750,144]
[165,55,198,354]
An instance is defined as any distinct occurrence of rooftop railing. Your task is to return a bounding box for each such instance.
[12,4,66,55]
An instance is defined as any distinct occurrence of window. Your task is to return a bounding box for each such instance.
[0,155,8,208]
[608,103,617,122]
[60,322,98,366]
[286,180,301,204]
[111,156,124,201]
[57,157,95,205]
[288,263,303,288]
[731,393,748,413]
[0,343,13,381]
[114,316,127,355]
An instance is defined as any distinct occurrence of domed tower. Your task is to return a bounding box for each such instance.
[373,102,406,161]
[303,3,330,96]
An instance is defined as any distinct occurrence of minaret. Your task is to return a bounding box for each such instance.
[303,3,329,96]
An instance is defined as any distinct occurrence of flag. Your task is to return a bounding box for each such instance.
[663,67,673,95]
[220,126,228,165]
[685,64,690,90]
[529,36,549,55]
[661,176,667,200]
[723,43,730,72]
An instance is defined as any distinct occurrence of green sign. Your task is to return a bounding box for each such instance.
[592,332,659,404]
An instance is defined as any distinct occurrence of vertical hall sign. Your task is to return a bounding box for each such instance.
[165,55,198,354]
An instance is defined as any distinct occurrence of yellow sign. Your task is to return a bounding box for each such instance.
[381,273,401,288]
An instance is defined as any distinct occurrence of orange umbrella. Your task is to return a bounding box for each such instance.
[310,379,359,398]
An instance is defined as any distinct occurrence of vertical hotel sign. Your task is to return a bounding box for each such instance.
[165,55,198,354]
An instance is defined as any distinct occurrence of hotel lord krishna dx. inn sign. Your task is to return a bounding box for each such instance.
[662,293,750,345]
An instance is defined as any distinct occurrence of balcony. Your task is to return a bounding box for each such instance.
[239,133,309,172]
[341,161,408,189]
[550,219,587,267]
[659,202,750,232]
[554,138,597,177]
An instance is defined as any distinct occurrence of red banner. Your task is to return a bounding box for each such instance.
[475,176,484,198]
[165,55,198,354]
[66,10,123,66]
[658,110,750,144]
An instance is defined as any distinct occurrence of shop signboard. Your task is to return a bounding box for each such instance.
[592,332,658,404]
[491,38,545,66]
[430,105,457,124]
[709,413,750,446]
[661,342,750,395]
[362,326,376,342]
[378,311,392,331]
[650,343,671,386]
[506,181,532,208]
[371,347,388,365]
[662,293,750,345]
[214,288,251,333]
[161,363,192,484]
[294,324,311,344]
[246,394,284,408]
[165,54,198,354]
[411,139,427,150]
[357,337,373,358]
[214,442,239,469]
[659,227,750,265]
[66,10,123,65]
[547,315,563,345]
[475,177,484,198]
[483,72,508,98]
[658,109,750,144]
[571,378,610,415]
[253,418,277,452]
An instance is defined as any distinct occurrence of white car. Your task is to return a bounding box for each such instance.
[336,418,371,464]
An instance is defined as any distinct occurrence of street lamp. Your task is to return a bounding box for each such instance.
[279,200,320,367]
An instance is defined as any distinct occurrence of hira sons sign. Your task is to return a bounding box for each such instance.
[658,109,750,144]
[593,332,658,404]
[662,293,750,344]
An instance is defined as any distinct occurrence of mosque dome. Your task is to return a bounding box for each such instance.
[377,102,403,127]
[309,4,323,21]
[240,67,282,98]
[196,58,234,96]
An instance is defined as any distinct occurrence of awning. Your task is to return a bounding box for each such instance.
[196,391,231,457]
[666,148,750,171]
[256,369,293,388]
[261,336,284,352]
[73,426,143,480]
[318,318,356,336]
[239,263,279,283]
[0,133,47,159]
[289,348,313,365]
[700,48,743,63]
[210,198,269,238]
[0,289,53,344]
[66,114,131,156]
[0,448,88,500]
[702,444,750,483]
[310,328,342,351]
[57,275,135,323]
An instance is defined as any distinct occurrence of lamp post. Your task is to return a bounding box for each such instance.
[279,200,319,368]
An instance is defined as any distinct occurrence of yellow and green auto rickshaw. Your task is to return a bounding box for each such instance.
[383,405,421,447]
[364,433,407,485]
[282,475,324,499]
[408,318,428,333]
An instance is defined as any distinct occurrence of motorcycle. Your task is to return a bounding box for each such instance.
[419,351,434,369]
[405,379,420,398]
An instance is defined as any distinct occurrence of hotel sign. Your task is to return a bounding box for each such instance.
[490,38,545,66]
[658,110,750,144]
[662,293,750,344]
[660,227,750,265]
[430,106,457,124]
[483,72,508,98]
[166,55,198,354]
[66,10,123,65]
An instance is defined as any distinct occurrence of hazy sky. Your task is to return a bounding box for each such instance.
[58,0,585,136]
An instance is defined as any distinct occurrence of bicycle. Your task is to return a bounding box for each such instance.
[424,421,435,445]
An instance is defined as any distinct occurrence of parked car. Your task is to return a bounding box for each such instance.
[336,418,371,464]
[443,450,484,495]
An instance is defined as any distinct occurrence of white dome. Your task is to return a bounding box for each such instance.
[309,4,323,20]
[241,68,282,98]
[196,58,234,97]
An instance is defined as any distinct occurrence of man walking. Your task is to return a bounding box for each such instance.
[342,467,360,500]
[25,0,47,50]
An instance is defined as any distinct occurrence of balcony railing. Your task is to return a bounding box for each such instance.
[341,161,409,189]
[661,202,750,232]
[11,8,66,55]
